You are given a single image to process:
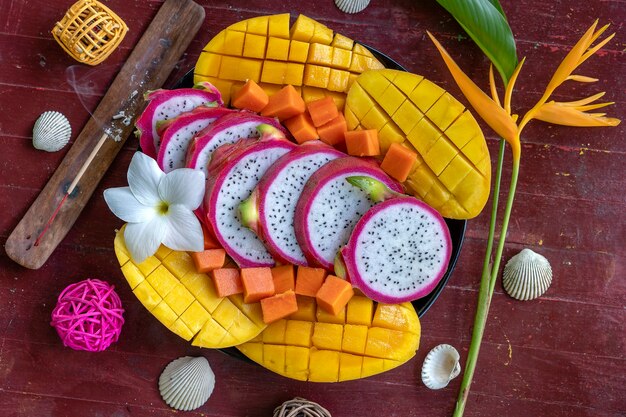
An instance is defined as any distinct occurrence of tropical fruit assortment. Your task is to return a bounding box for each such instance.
[113,13,491,382]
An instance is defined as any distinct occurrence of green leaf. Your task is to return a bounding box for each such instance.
[435,0,518,84]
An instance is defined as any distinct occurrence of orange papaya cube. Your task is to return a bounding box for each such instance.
[316,275,354,316]
[231,79,269,113]
[191,249,226,273]
[284,112,319,144]
[241,267,275,303]
[295,266,327,297]
[271,264,296,293]
[306,96,339,127]
[317,112,347,147]
[211,268,243,297]
[345,129,380,156]
[261,85,306,121]
[260,290,299,324]
[380,142,418,182]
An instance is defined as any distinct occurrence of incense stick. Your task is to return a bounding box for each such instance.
[34,132,110,247]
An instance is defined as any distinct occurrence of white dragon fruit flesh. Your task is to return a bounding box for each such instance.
[293,157,403,270]
[203,126,296,267]
[340,176,452,303]
[239,142,345,265]
[135,82,223,158]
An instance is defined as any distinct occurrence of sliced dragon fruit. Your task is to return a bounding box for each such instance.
[135,82,223,158]
[293,157,403,270]
[239,143,345,265]
[156,107,234,172]
[204,126,296,267]
[340,176,452,303]
[186,112,285,178]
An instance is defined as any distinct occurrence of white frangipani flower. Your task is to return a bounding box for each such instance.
[104,152,205,263]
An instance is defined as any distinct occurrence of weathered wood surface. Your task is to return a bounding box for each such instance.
[0,0,624,416]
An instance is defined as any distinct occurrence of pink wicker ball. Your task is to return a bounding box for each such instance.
[51,279,124,352]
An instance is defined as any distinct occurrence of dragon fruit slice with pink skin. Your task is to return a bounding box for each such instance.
[340,176,452,303]
[203,125,296,267]
[156,107,234,172]
[239,143,345,265]
[293,157,403,271]
[135,81,223,158]
[186,112,286,179]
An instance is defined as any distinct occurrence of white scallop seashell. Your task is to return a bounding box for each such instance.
[503,248,552,301]
[159,356,215,411]
[32,111,72,152]
[335,0,371,14]
[421,344,461,390]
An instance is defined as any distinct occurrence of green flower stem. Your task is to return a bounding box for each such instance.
[453,140,520,417]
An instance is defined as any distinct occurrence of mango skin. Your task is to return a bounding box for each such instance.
[194,14,384,110]
[237,295,421,382]
[346,69,491,219]
[114,226,266,348]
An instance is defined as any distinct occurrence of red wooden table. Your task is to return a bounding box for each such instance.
[1,1,624,416]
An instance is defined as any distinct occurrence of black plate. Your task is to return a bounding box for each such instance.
[175,45,466,359]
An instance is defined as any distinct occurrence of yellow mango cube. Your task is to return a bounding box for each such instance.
[266,37,290,60]
[312,322,343,351]
[146,265,178,298]
[237,342,263,363]
[462,135,490,165]
[378,84,406,115]
[228,20,247,32]
[331,33,354,50]
[154,245,172,261]
[263,344,286,374]
[445,110,480,149]
[219,56,263,82]
[378,123,405,152]
[365,327,418,361]
[285,346,310,381]
[162,251,194,280]
[204,31,225,52]
[285,320,314,347]
[407,117,441,155]
[114,231,130,266]
[307,43,333,65]
[179,300,211,334]
[327,69,349,92]
[243,33,267,59]
[268,13,290,38]
[181,272,222,313]
[229,293,266,328]
[289,296,316,321]
[316,304,346,324]
[246,16,268,35]
[346,296,374,326]
[132,280,161,311]
[309,349,339,382]
[331,47,352,69]
[121,262,145,289]
[285,63,305,86]
[192,318,228,347]
[339,353,362,381]
[361,105,389,131]
[212,299,242,330]
[438,155,474,192]
[152,301,178,327]
[303,63,331,88]
[170,318,194,341]
[373,303,421,334]
[361,357,385,378]
[424,137,457,176]
[310,24,333,44]
[345,83,374,119]
[263,319,287,344]
[222,30,245,56]
[393,101,424,135]
[260,60,288,84]
[288,40,310,63]
[427,92,466,130]
[163,283,195,315]
[393,71,424,95]
[341,324,368,355]
[410,79,445,112]
[290,14,315,42]
[226,309,258,343]
[136,255,160,276]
